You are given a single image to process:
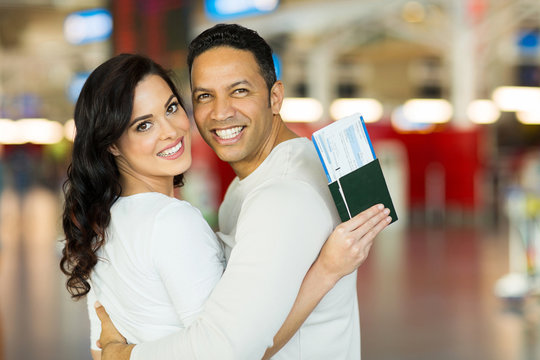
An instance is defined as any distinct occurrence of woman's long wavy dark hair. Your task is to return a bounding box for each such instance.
[60,53,185,299]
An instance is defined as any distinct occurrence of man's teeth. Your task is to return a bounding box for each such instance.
[158,140,182,157]
[215,126,243,140]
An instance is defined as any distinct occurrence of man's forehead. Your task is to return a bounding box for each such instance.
[191,49,264,86]
[193,46,256,67]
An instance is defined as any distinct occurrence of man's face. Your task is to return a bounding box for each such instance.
[191,46,283,178]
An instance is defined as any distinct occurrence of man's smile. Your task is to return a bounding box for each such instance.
[213,126,245,141]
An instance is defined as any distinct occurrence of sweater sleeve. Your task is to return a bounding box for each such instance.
[151,201,225,325]
[131,180,333,360]
[87,286,101,351]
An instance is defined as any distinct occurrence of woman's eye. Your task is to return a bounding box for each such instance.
[136,121,152,132]
[167,102,179,115]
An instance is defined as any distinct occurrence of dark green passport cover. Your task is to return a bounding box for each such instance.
[328,158,398,224]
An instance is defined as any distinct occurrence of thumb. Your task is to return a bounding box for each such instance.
[94,301,110,323]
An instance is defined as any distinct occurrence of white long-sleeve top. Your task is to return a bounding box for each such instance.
[87,193,225,349]
[132,138,360,360]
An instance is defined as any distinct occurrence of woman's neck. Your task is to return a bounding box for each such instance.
[120,174,174,197]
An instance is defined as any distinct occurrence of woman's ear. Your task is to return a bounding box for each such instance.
[108,144,121,157]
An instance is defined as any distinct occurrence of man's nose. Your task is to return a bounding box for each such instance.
[211,96,235,121]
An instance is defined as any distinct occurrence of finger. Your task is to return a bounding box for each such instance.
[341,204,384,232]
[356,213,391,248]
[349,207,390,240]
[97,340,102,349]
[94,301,111,324]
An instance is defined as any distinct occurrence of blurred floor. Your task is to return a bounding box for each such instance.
[0,187,539,360]
[358,225,540,360]
[0,187,90,360]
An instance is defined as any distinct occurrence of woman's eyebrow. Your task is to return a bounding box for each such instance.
[129,95,176,126]
[130,114,152,127]
[164,94,176,108]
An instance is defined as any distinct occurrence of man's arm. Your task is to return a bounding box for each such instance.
[262,204,391,359]
[100,181,334,359]
[97,200,390,360]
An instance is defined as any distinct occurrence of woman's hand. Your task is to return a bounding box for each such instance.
[316,204,391,284]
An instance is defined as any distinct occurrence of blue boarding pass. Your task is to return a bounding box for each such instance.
[312,113,376,183]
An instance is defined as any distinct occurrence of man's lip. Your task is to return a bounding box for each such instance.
[158,137,182,153]
[212,126,245,142]
[211,125,245,132]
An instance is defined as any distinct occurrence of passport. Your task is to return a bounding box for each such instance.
[312,113,398,224]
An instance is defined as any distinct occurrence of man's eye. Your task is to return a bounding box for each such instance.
[196,93,210,102]
[136,121,152,132]
[234,88,248,95]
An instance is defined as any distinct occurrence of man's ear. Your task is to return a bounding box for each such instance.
[270,80,284,115]
[108,144,121,157]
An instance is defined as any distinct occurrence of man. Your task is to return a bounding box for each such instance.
[96,23,391,359]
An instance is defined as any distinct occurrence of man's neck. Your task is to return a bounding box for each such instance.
[232,117,298,179]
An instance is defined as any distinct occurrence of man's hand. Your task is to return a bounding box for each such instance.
[317,203,391,283]
[95,302,135,360]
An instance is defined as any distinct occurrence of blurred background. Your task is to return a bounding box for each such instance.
[1,0,540,359]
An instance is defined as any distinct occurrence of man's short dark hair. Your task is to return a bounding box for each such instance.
[187,23,277,93]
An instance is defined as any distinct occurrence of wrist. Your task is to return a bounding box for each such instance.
[103,343,135,360]
[311,258,340,289]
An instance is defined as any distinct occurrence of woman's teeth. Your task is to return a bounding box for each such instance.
[215,126,243,140]
[158,140,182,157]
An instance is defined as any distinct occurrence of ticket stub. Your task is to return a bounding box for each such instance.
[312,113,376,183]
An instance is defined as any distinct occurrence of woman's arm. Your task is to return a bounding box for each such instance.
[262,204,391,359]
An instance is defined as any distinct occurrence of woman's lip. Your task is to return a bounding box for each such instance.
[158,137,182,154]
[158,137,185,160]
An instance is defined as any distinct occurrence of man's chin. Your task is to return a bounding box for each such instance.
[213,148,244,164]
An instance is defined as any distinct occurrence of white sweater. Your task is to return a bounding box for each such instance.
[87,192,225,349]
[132,138,360,359]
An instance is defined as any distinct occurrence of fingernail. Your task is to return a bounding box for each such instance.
[384,208,390,215]
[377,204,384,210]
[386,216,392,223]
[94,301,102,308]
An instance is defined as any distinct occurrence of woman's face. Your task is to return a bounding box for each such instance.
[110,74,191,193]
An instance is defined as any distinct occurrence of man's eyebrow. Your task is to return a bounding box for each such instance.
[229,80,251,89]
[192,86,211,94]
[192,80,252,94]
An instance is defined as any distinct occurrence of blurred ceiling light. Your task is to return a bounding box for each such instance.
[402,1,426,23]
[492,86,540,112]
[253,0,279,11]
[68,72,90,104]
[17,119,64,144]
[205,0,279,20]
[330,98,383,123]
[466,99,500,124]
[403,98,453,123]
[281,98,323,123]
[0,119,24,144]
[64,8,113,45]
[64,119,77,141]
[391,106,434,133]
[516,109,540,124]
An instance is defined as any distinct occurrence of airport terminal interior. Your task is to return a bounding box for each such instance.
[1,0,540,359]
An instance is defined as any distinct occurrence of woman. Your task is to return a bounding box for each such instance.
[60,54,389,359]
